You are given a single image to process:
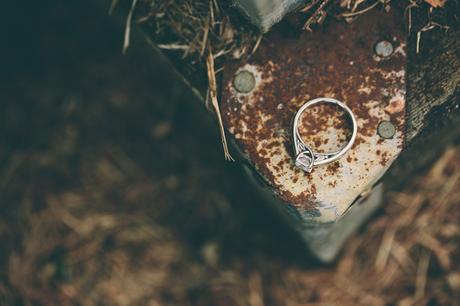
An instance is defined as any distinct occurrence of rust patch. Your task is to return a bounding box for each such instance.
[221,7,407,222]
[299,103,353,153]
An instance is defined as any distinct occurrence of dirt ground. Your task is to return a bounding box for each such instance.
[0,1,459,306]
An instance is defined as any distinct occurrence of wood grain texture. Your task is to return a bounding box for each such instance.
[405,28,460,143]
[388,28,460,187]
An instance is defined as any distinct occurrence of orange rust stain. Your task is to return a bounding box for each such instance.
[220,7,406,209]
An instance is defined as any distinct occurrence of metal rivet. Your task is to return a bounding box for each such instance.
[377,120,396,139]
[375,40,394,58]
[233,70,255,94]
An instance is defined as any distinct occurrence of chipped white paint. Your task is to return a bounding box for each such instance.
[252,114,402,222]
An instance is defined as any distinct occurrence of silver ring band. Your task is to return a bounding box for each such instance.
[292,97,357,173]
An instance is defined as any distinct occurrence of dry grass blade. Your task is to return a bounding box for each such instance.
[341,1,380,18]
[250,35,263,56]
[414,250,431,301]
[200,24,209,56]
[391,241,416,272]
[375,227,396,272]
[303,0,332,31]
[109,0,119,15]
[123,0,138,54]
[416,22,449,54]
[157,44,190,50]
[206,52,234,161]
[417,232,451,269]
[428,147,457,177]
[301,0,321,12]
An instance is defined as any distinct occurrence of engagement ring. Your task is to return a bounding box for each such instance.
[292,97,357,173]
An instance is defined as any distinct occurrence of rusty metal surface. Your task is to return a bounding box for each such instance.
[221,7,407,223]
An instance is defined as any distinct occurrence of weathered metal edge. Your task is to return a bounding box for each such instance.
[233,0,304,32]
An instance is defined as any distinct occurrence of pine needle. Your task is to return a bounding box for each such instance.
[206,52,234,161]
[414,251,431,301]
[109,0,119,15]
[341,1,380,18]
[123,0,138,54]
[303,0,332,31]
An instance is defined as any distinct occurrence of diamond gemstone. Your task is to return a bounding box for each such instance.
[295,152,313,172]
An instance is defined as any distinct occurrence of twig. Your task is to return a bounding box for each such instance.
[351,0,367,12]
[214,48,232,59]
[122,0,138,54]
[341,1,380,18]
[416,22,449,54]
[405,0,419,33]
[209,0,215,26]
[300,0,321,12]
[157,44,190,50]
[250,35,263,56]
[206,52,234,161]
[303,0,332,31]
[200,24,209,56]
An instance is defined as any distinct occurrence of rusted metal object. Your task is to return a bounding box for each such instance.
[221,7,406,258]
